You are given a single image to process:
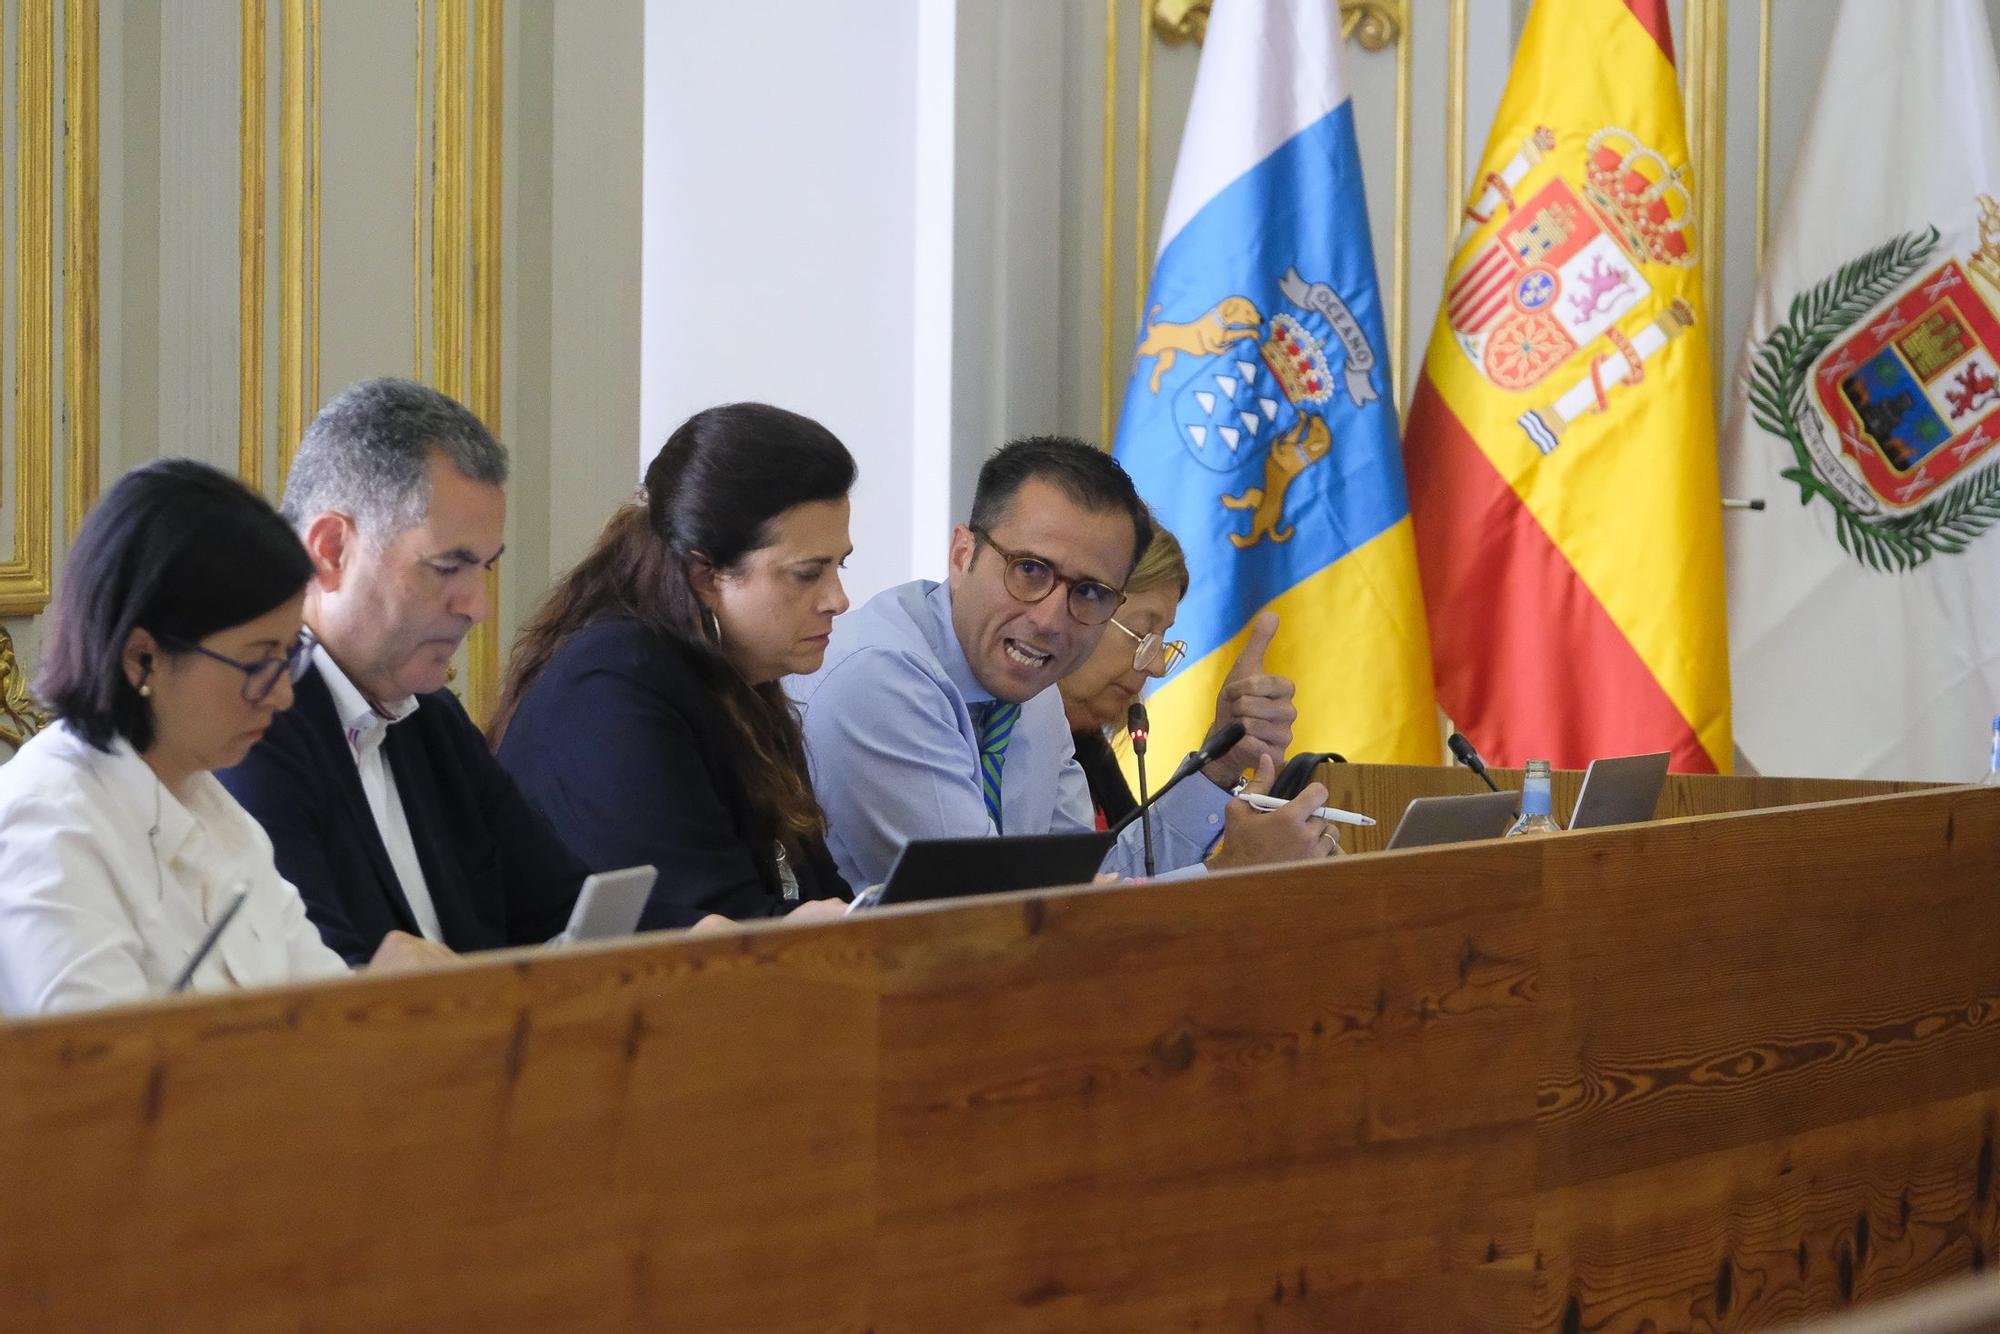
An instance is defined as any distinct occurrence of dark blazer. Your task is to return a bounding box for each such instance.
[218,665,586,964]
[1071,727,1138,828]
[497,617,848,929]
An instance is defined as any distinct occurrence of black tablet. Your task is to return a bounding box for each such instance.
[874,831,1117,907]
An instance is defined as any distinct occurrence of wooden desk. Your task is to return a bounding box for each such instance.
[0,783,1993,1330]
[1317,762,1937,853]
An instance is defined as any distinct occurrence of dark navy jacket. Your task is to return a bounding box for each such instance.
[220,666,586,964]
[496,617,848,928]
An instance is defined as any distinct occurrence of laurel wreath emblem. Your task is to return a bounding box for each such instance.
[1747,224,2000,572]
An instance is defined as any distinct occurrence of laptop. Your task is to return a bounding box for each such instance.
[1568,751,1670,830]
[870,831,1117,908]
[555,866,659,944]
[1383,790,1520,850]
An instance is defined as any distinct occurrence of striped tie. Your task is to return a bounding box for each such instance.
[976,701,1021,832]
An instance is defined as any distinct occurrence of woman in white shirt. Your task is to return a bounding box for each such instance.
[0,459,452,1017]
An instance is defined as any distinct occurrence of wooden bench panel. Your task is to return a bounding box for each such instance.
[0,784,1995,1330]
[867,847,1543,1328]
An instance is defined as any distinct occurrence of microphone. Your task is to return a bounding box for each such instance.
[1447,731,1501,792]
[1127,702,1155,878]
[1107,721,1246,838]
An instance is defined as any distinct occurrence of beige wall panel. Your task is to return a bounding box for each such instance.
[948,0,1065,523]
[316,0,420,409]
[1052,0,1107,443]
[151,2,238,476]
[0,0,599,736]
[545,0,639,583]
[499,0,552,648]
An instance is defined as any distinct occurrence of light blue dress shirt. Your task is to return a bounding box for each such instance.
[790,580,1229,889]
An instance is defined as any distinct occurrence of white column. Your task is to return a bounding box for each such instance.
[640,0,958,605]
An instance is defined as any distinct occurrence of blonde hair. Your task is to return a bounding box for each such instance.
[1126,520,1189,598]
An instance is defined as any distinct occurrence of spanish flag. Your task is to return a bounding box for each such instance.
[1403,0,1731,772]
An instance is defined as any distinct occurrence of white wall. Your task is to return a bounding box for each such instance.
[640,0,953,606]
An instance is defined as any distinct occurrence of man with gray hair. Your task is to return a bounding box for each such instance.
[220,377,586,963]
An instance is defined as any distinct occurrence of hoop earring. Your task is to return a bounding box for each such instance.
[704,609,722,645]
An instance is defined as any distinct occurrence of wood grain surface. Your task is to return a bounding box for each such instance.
[0,782,1993,1330]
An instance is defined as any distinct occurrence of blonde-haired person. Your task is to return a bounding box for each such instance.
[1056,524,1191,828]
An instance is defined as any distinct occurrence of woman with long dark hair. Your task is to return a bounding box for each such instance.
[492,403,856,926]
[0,460,451,1015]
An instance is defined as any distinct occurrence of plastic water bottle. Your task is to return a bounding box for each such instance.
[1984,716,2000,785]
[1506,759,1564,836]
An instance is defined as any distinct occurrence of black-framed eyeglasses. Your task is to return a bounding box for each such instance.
[969,526,1127,626]
[160,635,311,704]
[1108,617,1187,674]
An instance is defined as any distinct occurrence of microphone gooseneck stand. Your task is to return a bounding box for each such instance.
[1107,721,1247,840]
[1127,702,1155,878]
[1448,730,1502,793]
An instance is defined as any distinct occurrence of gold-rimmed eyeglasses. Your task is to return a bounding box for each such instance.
[1108,617,1187,674]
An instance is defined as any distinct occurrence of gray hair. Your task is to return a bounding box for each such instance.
[280,377,508,541]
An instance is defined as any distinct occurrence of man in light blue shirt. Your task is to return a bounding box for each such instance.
[792,436,1336,889]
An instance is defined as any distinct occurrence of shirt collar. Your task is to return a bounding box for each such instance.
[311,641,419,743]
[63,722,203,865]
[922,581,994,708]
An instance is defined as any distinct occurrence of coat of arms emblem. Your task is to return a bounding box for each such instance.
[1133,267,1379,549]
[1446,124,1701,455]
[1749,195,2000,571]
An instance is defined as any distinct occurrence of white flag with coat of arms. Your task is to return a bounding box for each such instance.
[1722,0,2000,779]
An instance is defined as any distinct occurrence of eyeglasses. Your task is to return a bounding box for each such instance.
[161,635,312,704]
[968,526,1127,626]
[1108,617,1187,674]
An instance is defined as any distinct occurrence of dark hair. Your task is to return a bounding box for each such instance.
[282,376,507,542]
[38,458,315,752]
[968,435,1153,577]
[492,403,856,872]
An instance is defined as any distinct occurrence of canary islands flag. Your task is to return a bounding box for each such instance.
[1112,0,1437,765]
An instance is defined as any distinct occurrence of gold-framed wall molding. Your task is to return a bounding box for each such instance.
[1444,0,1466,245]
[0,0,100,622]
[420,0,504,723]
[465,0,503,723]
[0,0,55,616]
[1097,0,1118,447]
[1683,0,1727,386]
[0,623,49,744]
[230,1,501,721]
[239,0,321,493]
[62,0,98,541]
[1755,0,1770,270]
[1389,0,1409,411]
[276,0,306,469]
[238,0,264,491]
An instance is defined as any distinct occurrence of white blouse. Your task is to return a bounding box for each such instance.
[0,721,350,1017]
